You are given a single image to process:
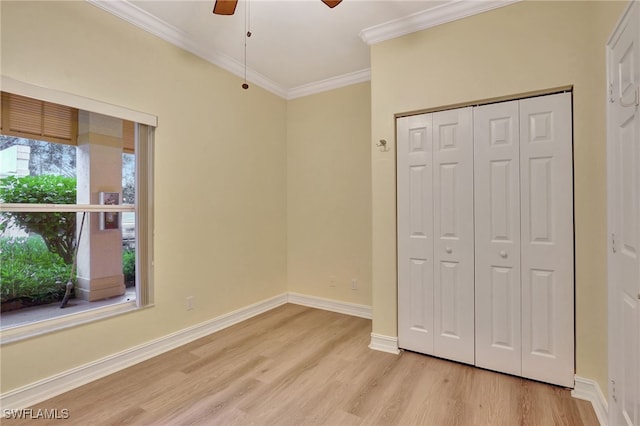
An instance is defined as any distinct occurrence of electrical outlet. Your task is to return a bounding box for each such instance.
[329,275,336,287]
[186,296,194,311]
[351,279,358,290]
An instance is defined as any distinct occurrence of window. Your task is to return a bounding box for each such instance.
[0,85,154,343]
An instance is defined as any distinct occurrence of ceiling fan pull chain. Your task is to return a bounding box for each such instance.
[242,0,251,89]
[247,0,251,37]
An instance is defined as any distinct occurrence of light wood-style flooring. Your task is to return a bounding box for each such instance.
[6,304,598,425]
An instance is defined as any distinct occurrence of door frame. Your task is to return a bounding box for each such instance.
[607,2,640,425]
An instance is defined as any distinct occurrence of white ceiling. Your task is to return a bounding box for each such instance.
[88,0,517,99]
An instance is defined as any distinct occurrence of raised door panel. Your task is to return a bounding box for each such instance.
[520,93,574,388]
[608,5,640,423]
[432,107,475,364]
[473,101,522,376]
[397,114,435,355]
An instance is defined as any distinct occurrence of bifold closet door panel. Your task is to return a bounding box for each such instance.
[473,100,522,376]
[397,113,435,355]
[520,92,574,388]
[432,107,475,364]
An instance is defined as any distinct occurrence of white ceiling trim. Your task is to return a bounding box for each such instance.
[87,0,289,98]
[287,68,371,100]
[359,0,521,45]
[87,0,521,99]
[86,0,371,99]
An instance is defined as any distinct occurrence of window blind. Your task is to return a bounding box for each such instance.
[123,119,135,154]
[1,92,78,145]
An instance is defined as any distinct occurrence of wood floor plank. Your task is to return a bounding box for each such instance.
[4,304,598,425]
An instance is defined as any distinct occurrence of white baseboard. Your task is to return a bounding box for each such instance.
[287,292,372,319]
[0,293,288,411]
[0,292,373,410]
[369,333,400,355]
[572,376,608,426]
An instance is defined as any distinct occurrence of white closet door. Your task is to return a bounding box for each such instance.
[474,100,522,376]
[432,107,475,364]
[520,93,574,387]
[397,113,435,355]
[608,2,640,423]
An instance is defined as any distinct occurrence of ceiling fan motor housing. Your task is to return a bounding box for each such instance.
[213,0,342,15]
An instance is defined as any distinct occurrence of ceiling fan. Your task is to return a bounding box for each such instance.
[213,0,342,15]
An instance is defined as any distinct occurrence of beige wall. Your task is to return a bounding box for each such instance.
[370,0,626,395]
[0,1,287,392]
[287,83,372,306]
[0,0,625,400]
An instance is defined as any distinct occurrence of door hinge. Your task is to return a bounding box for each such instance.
[611,380,617,403]
[609,83,616,103]
[612,233,617,253]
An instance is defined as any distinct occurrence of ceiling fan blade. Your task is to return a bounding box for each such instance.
[213,0,238,15]
[321,0,342,8]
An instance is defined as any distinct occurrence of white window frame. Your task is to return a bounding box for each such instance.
[0,77,155,344]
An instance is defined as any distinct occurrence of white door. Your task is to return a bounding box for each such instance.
[397,108,475,362]
[608,2,640,424]
[398,96,574,384]
[474,100,522,376]
[520,93,574,388]
[432,107,475,364]
[397,113,435,355]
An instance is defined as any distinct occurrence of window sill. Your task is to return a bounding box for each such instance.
[0,301,153,345]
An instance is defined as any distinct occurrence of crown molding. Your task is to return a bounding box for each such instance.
[286,68,371,100]
[86,0,288,99]
[87,0,519,99]
[359,0,521,45]
[86,0,369,99]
